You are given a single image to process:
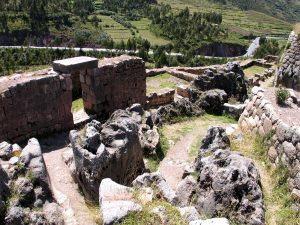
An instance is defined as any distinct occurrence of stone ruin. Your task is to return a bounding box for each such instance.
[276,31,300,90]
[0,71,73,143]
[0,55,148,143]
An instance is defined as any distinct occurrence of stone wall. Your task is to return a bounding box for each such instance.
[80,55,147,116]
[147,89,175,108]
[239,87,300,202]
[53,56,98,99]
[276,32,300,90]
[0,71,73,143]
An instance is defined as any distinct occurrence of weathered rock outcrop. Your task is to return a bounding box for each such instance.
[153,98,204,125]
[276,32,300,90]
[99,178,142,225]
[193,62,248,102]
[192,127,264,225]
[196,89,228,115]
[70,110,145,201]
[0,138,63,225]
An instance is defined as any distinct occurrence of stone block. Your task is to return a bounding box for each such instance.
[53,56,98,74]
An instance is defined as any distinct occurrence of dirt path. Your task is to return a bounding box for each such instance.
[41,133,97,225]
[159,115,236,189]
[159,126,202,189]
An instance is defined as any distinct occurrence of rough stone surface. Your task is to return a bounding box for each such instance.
[43,202,64,225]
[197,89,228,115]
[70,110,145,201]
[99,178,142,225]
[132,172,176,203]
[147,88,175,108]
[179,207,200,223]
[0,164,10,222]
[81,55,147,116]
[174,176,197,207]
[223,103,245,120]
[193,62,247,102]
[195,127,230,170]
[0,141,12,160]
[276,32,300,90]
[0,72,73,143]
[189,218,230,225]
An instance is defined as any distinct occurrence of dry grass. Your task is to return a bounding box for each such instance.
[294,23,300,33]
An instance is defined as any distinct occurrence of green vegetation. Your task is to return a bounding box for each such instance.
[243,66,266,78]
[72,98,84,113]
[230,131,300,225]
[254,37,282,58]
[120,200,186,225]
[276,87,290,105]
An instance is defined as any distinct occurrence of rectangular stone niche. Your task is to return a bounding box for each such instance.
[80,55,147,116]
[0,71,74,143]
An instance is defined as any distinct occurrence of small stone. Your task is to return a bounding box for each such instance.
[291,188,300,202]
[9,156,19,165]
[179,207,200,223]
[0,141,12,160]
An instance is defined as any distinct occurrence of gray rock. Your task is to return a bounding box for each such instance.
[197,89,228,115]
[139,125,160,156]
[195,149,264,225]
[20,138,51,202]
[174,176,197,207]
[0,141,12,160]
[70,110,145,202]
[83,125,101,154]
[195,127,230,170]
[132,172,175,203]
[282,141,296,160]
[5,207,26,225]
[15,177,35,207]
[99,178,142,225]
[223,103,245,120]
[189,218,230,225]
[43,202,64,225]
[151,206,169,224]
[0,164,10,221]
[179,207,200,223]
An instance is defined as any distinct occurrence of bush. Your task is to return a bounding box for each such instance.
[276,87,290,105]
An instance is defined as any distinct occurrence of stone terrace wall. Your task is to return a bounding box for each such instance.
[147,89,175,108]
[276,32,300,90]
[0,71,73,143]
[239,87,300,202]
[80,55,147,115]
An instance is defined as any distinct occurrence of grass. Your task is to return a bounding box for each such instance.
[230,131,300,225]
[120,200,186,225]
[72,98,84,113]
[243,66,266,78]
[146,72,189,94]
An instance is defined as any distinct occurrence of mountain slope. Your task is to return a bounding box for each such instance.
[211,0,300,22]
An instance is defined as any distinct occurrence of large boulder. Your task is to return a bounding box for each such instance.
[132,172,176,203]
[19,138,51,203]
[195,127,230,170]
[0,141,12,160]
[196,89,228,115]
[153,98,204,125]
[70,110,145,202]
[193,62,247,102]
[99,178,142,225]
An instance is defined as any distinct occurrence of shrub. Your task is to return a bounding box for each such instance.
[276,87,290,105]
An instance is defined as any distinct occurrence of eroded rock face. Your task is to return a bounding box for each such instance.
[195,127,230,170]
[70,110,145,201]
[193,62,247,102]
[197,89,228,115]
[192,127,264,225]
[99,178,142,225]
[153,98,204,125]
[0,164,10,222]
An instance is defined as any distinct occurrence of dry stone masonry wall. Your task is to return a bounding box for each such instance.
[276,32,300,90]
[0,71,73,143]
[147,89,175,108]
[239,87,300,202]
[80,55,147,116]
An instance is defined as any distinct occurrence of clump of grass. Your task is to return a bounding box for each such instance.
[276,87,290,105]
[72,98,84,112]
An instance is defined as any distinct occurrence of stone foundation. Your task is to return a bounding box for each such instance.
[239,86,300,202]
[80,55,147,116]
[147,89,175,108]
[0,71,73,143]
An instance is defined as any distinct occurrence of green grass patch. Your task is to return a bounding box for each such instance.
[243,66,266,78]
[120,200,186,225]
[72,98,84,113]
